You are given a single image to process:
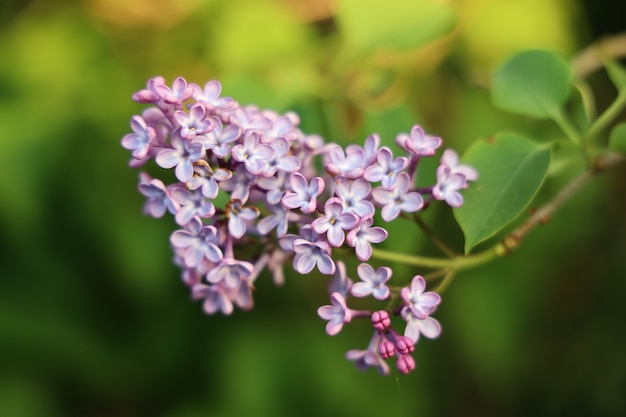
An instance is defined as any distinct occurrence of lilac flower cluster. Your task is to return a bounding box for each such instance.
[122,76,477,375]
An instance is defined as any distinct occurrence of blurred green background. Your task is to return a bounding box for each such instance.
[1,0,626,416]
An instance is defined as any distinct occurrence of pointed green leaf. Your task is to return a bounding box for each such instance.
[609,123,626,154]
[454,133,552,253]
[491,50,572,118]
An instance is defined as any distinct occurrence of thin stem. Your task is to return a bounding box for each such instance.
[413,214,457,257]
[586,90,626,140]
[371,243,505,271]
[504,152,625,250]
[434,270,456,294]
[552,108,582,145]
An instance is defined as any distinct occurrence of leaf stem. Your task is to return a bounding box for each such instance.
[503,151,625,250]
[371,243,506,272]
[552,108,582,145]
[586,89,626,140]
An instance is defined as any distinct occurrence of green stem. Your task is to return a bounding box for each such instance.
[371,244,505,272]
[552,108,582,145]
[586,89,626,140]
[434,270,456,293]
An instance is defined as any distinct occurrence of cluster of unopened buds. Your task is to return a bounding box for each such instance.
[121,76,477,375]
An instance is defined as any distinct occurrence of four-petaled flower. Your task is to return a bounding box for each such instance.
[156,129,205,183]
[293,238,335,275]
[121,115,156,159]
[317,292,351,336]
[346,215,388,261]
[364,146,408,189]
[325,144,364,178]
[155,76,194,105]
[345,332,390,375]
[186,162,232,199]
[174,104,214,139]
[432,165,468,207]
[191,80,235,113]
[282,173,325,214]
[170,218,223,267]
[311,197,359,247]
[396,125,442,157]
[351,263,392,300]
[334,178,374,217]
[138,173,178,218]
[231,132,276,175]
[372,172,423,221]
[207,257,254,289]
[226,199,260,239]
[400,275,441,319]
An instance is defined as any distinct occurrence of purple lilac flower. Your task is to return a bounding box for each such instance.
[400,275,441,319]
[170,187,215,226]
[191,80,236,113]
[292,238,335,275]
[192,283,233,315]
[257,171,290,205]
[230,106,271,132]
[196,117,241,159]
[260,137,301,176]
[325,144,364,178]
[132,76,165,103]
[121,115,156,159]
[155,129,205,183]
[257,203,290,237]
[207,257,254,289]
[351,263,392,300]
[137,173,178,218]
[328,260,353,297]
[346,332,390,375]
[363,146,408,189]
[347,133,380,167]
[317,292,352,336]
[219,165,256,203]
[170,218,223,267]
[401,308,442,344]
[226,199,260,239]
[282,173,325,214]
[432,166,466,207]
[155,76,194,105]
[261,115,298,141]
[441,149,478,183]
[395,125,442,157]
[174,104,214,139]
[334,178,375,217]
[346,215,388,262]
[231,132,276,175]
[311,198,359,247]
[186,163,232,199]
[231,279,254,310]
[372,172,424,221]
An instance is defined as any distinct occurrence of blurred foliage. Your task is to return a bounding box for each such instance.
[0,0,625,416]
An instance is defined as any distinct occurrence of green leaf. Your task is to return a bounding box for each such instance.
[609,123,626,154]
[336,0,455,53]
[454,133,552,253]
[491,50,573,119]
